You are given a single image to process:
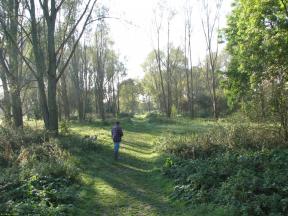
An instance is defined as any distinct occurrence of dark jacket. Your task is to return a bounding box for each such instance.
[111,125,123,142]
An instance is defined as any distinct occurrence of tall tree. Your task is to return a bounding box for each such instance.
[0,60,11,123]
[70,43,84,121]
[153,6,178,118]
[94,13,109,121]
[0,0,23,127]
[23,0,97,134]
[184,1,194,118]
[201,0,223,119]
[225,0,288,139]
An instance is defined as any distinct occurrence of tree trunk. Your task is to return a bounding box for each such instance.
[60,73,70,119]
[83,49,89,120]
[10,81,23,128]
[211,69,218,119]
[259,85,266,119]
[155,28,168,116]
[98,88,105,121]
[37,80,49,129]
[71,51,84,122]
[77,89,84,122]
[28,0,49,129]
[47,74,58,133]
[166,20,172,118]
[0,70,11,123]
[117,76,120,115]
[7,0,23,128]
[188,37,194,118]
[46,4,59,134]
[112,77,116,117]
[96,66,105,121]
[47,30,58,133]
[201,0,222,120]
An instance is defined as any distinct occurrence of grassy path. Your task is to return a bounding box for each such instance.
[70,119,191,216]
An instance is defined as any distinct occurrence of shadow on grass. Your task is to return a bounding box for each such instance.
[58,132,181,215]
[121,140,152,152]
[70,117,213,148]
[121,145,154,155]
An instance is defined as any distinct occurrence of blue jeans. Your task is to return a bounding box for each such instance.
[114,142,120,153]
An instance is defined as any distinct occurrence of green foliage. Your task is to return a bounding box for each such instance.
[224,0,288,136]
[145,112,175,124]
[163,149,288,216]
[119,79,141,113]
[59,120,71,135]
[0,127,80,215]
[158,124,284,160]
[0,174,77,215]
[118,112,134,118]
[171,105,178,118]
[160,121,288,215]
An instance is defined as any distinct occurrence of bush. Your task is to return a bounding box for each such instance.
[59,120,71,135]
[158,124,285,160]
[163,150,288,215]
[145,112,175,124]
[0,127,80,215]
[0,126,47,166]
[118,112,134,118]
[0,174,77,215]
[160,123,288,215]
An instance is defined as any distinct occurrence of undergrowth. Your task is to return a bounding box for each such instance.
[160,123,288,215]
[0,125,99,215]
[145,112,175,124]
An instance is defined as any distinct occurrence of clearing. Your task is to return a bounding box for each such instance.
[69,118,205,215]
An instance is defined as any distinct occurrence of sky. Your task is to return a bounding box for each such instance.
[99,0,233,79]
[0,0,233,95]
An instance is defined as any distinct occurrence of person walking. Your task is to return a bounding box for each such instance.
[111,121,124,160]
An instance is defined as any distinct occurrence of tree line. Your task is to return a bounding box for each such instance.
[0,0,127,135]
[0,0,287,140]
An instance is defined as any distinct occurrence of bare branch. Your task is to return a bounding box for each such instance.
[0,23,37,78]
[0,48,14,79]
[55,0,93,56]
[56,0,66,12]
[56,0,97,81]
[56,8,73,68]
[20,79,38,90]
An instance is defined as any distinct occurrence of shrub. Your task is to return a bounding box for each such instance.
[163,150,288,215]
[0,126,47,166]
[145,112,175,124]
[160,123,288,215]
[158,124,285,160]
[59,120,71,135]
[0,127,80,215]
[118,112,134,118]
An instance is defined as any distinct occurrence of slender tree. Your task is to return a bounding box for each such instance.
[201,0,223,119]
[0,0,23,128]
[22,0,97,134]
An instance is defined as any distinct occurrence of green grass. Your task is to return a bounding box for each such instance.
[2,116,284,215]
[63,117,220,215]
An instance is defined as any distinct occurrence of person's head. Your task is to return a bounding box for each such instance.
[116,121,120,126]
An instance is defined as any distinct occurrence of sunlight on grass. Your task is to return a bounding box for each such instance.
[24,118,45,129]
[117,163,152,173]
[69,118,222,215]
